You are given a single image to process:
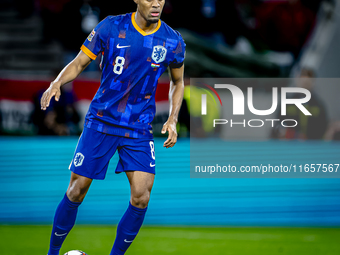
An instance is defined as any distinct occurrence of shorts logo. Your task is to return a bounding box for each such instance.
[152,45,167,63]
[74,152,85,167]
[87,30,95,42]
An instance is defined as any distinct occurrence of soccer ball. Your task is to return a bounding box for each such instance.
[63,251,87,255]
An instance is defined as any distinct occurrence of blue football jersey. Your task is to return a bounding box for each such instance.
[81,12,185,138]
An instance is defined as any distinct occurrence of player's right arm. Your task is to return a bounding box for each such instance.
[40,51,92,110]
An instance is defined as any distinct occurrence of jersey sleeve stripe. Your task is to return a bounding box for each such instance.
[81,45,97,60]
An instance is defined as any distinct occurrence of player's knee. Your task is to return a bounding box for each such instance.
[131,192,150,209]
[66,186,87,203]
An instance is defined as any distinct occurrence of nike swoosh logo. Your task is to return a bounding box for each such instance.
[124,239,134,243]
[117,44,131,49]
[55,232,68,237]
[150,163,155,167]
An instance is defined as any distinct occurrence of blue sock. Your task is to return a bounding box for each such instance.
[48,194,81,255]
[110,203,147,255]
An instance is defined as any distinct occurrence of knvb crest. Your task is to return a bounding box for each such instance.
[74,152,85,167]
[152,45,167,63]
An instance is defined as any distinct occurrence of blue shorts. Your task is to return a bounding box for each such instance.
[69,127,156,180]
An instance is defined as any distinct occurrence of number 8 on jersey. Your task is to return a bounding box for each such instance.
[114,56,125,75]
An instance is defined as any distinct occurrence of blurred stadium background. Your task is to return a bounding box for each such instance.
[1,0,340,254]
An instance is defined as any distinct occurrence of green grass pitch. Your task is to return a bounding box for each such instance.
[0,225,339,255]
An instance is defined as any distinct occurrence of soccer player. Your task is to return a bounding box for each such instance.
[40,0,185,254]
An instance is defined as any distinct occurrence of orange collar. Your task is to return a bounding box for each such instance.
[131,12,161,36]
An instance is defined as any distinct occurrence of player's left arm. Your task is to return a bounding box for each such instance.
[162,65,184,148]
